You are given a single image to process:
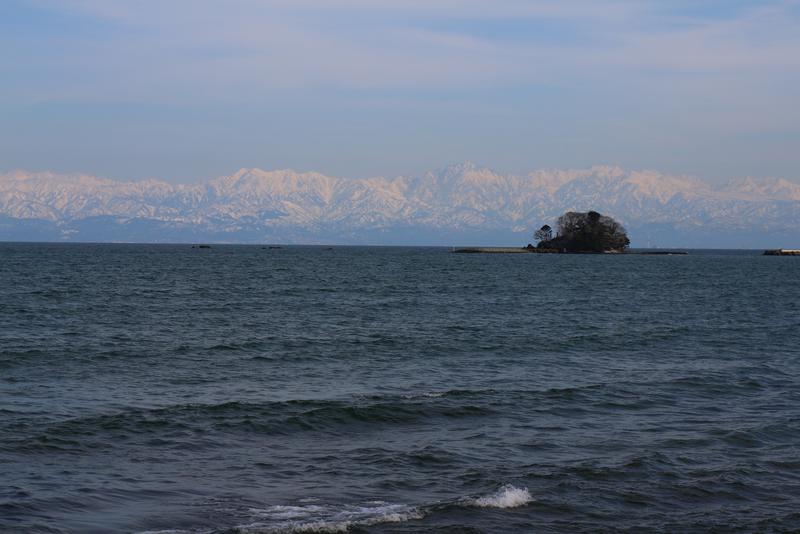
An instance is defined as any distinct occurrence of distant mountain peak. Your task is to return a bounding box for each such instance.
[723,176,800,201]
[435,161,488,177]
[447,160,478,171]
[1,165,798,246]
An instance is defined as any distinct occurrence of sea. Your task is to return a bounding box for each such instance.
[1,243,799,533]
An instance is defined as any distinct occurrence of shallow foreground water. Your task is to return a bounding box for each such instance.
[1,244,799,533]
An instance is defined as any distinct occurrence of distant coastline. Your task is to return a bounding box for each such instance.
[763,249,800,256]
[453,247,556,254]
[452,247,688,255]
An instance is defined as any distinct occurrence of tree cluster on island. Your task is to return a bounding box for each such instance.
[531,211,630,253]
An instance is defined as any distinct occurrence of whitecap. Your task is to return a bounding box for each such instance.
[239,501,424,533]
[471,485,533,508]
[401,391,446,399]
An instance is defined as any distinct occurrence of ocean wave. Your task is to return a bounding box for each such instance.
[225,485,532,533]
[14,381,697,455]
[128,482,539,534]
[7,396,492,454]
[470,485,533,508]
[235,501,424,533]
[223,485,532,533]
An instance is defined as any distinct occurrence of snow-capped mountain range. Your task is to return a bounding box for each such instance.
[1,163,799,247]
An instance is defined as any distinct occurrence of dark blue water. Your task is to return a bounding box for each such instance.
[1,244,799,533]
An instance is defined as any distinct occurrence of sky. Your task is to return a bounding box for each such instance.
[1,0,799,184]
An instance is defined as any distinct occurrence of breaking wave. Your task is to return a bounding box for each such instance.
[471,485,533,508]
[219,485,532,533]
[233,501,424,533]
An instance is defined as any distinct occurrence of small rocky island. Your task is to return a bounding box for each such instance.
[533,211,630,252]
[455,210,631,254]
[764,249,800,256]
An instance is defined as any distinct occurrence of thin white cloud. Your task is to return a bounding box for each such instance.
[6,0,800,181]
[18,0,798,93]
[33,0,643,22]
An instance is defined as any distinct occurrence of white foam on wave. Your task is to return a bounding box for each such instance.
[238,501,424,533]
[471,485,533,508]
[401,391,446,399]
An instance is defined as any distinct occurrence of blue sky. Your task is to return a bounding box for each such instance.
[1,0,799,183]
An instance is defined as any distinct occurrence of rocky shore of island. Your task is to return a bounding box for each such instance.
[454,210,632,254]
[764,249,800,256]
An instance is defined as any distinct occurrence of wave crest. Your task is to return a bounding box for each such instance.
[472,485,533,508]
[238,502,423,533]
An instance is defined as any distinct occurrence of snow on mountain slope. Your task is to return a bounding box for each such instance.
[0,164,798,245]
[722,177,800,201]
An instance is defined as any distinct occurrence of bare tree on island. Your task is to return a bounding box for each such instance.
[535,211,630,252]
[534,224,553,243]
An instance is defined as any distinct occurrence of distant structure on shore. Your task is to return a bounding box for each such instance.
[533,211,630,253]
